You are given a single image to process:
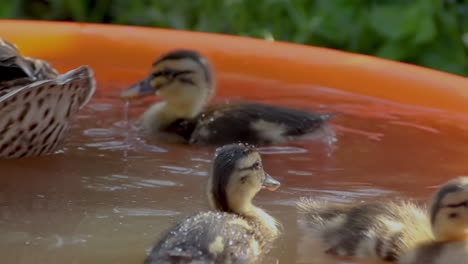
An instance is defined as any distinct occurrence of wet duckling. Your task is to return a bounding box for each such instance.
[296,198,433,262]
[399,176,468,264]
[120,49,334,146]
[145,143,281,264]
[0,38,96,158]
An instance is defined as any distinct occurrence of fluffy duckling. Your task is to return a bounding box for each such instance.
[399,176,468,264]
[120,49,334,146]
[145,143,281,264]
[296,198,433,262]
[0,38,96,158]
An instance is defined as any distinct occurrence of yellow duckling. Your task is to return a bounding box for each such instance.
[0,38,96,158]
[399,176,468,264]
[120,49,334,146]
[296,198,433,262]
[145,143,281,264]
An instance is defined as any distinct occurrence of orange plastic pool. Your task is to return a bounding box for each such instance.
[1,20,467,264]
[1,19,467,113]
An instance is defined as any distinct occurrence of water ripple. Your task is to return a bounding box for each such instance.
[83,128,116,137]
[257,146,308,154]
[112,207,179,217]
[82,174,181,192]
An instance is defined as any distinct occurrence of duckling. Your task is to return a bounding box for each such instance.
[399,176,468,264]
[0,38,96,158]
[296,198,433,262]
[120,49,334,146]
[145,143,281,264]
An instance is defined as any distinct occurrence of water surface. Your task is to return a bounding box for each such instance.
[1,66,467,264]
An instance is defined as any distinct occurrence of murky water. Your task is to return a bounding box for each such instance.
[1,68,467,264]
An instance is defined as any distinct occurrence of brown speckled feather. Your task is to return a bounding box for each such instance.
[23,56,59,80]
[0,38,95,158]
[0,38,57,85]
[0,66,95,158]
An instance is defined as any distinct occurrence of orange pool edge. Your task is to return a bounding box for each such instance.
[1,19,467,114]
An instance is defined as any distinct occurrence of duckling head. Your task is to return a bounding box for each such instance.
[121,49,214,118]
[430,176,468,241]
[207,143,280,214]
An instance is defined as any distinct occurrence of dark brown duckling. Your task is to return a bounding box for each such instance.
[120,49,334,146]
[145,143,281,264]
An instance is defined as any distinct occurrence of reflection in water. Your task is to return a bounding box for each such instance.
[82,174,181,192]
[334,125,384,141]
[112,207,179,217]
[259,146,309,154]
[0,79,467,264]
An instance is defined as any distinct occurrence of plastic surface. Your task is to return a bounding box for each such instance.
[1,19,466,113]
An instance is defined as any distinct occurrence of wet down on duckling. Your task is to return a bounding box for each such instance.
[145,143,280,264]
[120,49,334,146]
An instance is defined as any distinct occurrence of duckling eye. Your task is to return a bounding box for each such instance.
[153,68,174,78]
[253,161,261,169]
[161,69,174,76]
[449,212,459,219]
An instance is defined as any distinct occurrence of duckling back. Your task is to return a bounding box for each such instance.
[146,211,277,264]
[297,199,433,261]
[189,102,334,146]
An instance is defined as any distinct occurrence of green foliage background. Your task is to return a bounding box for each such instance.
[2,0,467,76]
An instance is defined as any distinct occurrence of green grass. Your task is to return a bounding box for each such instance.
[2,0,467,76]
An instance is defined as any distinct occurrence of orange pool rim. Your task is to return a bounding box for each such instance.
[1,19,467,114]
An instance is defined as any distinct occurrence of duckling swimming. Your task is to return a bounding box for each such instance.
[399,176,468,264]
[0,38,95,158]
[120,49,334,146]
[296,198,433,262]
[145,143,280,264]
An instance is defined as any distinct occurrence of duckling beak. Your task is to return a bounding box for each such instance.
[262,172,280,191]
[120,76,154,99]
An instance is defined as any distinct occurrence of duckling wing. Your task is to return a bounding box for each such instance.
[146,212,267,264]
[0,66,95,158]
[191,102,334,145]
